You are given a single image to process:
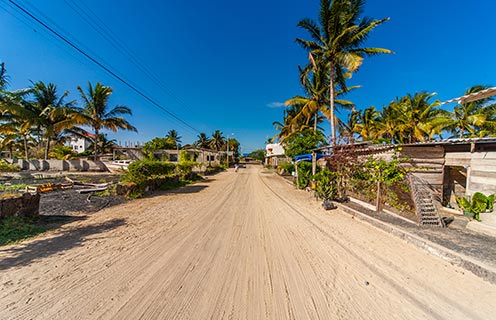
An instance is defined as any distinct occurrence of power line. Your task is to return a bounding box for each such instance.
[6,0,201,134]
[63,0,198,121]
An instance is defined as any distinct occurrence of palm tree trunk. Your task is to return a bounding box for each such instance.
[314,111,318,132]
[45,138,50,160]
[94,129,99,161]
[23,135,29,160]
[329,67,336,145]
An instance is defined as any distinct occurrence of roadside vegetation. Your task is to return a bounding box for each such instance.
[0,216,48,246]
[268,0,495,215]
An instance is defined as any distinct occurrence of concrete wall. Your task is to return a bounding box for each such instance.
[7,159,108,172]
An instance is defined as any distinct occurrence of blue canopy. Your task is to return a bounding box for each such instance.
[294,153,324,162]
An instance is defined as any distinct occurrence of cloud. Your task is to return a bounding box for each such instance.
[267,102,285,108]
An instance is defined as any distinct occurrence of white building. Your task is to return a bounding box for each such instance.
[265,143,287,166]
[70,135,93,153]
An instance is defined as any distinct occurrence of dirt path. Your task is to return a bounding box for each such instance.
[1,165,495,319]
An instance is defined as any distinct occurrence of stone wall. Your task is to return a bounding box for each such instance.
[0,192,40,219]
[6,159,108,172]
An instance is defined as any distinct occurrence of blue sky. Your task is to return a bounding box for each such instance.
[0,0,494,153]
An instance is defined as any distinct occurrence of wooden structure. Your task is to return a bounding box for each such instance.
[332,138,496,208]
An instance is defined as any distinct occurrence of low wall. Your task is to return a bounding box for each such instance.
[7,159,109,172]
[0,192,40,219]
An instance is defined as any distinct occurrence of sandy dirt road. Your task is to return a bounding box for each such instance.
[1,164,495,319]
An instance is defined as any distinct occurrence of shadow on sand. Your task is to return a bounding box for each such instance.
[0,217,126,271]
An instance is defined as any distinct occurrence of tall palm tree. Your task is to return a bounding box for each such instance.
[195,133,210,149]
[165,129,181,148]
[285,65,329,132]
[209,130,225,151]
[31,81,78,159]
[296,0,392,144]
[76,82,137,160]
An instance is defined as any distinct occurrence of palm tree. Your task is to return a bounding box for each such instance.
[338,108,360,143]
[296,0,392,144]
[0,87,39,159]
[165,129,181,148]
[356,106,381,141]
[31,81,78,159]
[389,92,441,143]
[441,86,494,138]
[0,62,8,90]
[76,82,137,160]
[195,133,210,149]
[285,65,329,132]
[209,130,225,151]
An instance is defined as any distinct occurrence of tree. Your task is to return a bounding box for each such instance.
[142,137,175,151]
[209,130,225,151]
[165,129,181,148]
[0,62,8,90]
[283,129,326,158]
[76,82,137,160]
[296,0,392,144]
[195,133,210,148]
[248,149,265,161]
[441,85,495,138]
[30,81,78,159]
[356,105,381,141]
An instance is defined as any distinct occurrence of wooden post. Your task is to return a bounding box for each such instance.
[312,151,317,176]
[375,180,382,212]
[295,162,299,189]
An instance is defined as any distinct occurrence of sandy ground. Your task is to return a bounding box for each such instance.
[1,164,495,319]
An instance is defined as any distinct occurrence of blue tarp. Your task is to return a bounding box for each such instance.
[294,153,324,162]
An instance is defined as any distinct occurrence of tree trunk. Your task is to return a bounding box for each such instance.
[23,135,29,160]
[313,111,318,132]
[94,129,99,161]
[329,67,336,146]
[44,138,50,160]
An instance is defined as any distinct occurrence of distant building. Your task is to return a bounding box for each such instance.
[70,134,95,153]
[265,143,287,166]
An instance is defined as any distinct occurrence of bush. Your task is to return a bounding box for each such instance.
[49,145,77,160]
[295,161,313,189]
[0,160,20,172]
[277,162,294,175]
[121,159,176,185]
[313,168,338,201]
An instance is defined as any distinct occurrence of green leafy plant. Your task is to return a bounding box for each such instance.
[313,168,338,201]
[295,161,313,189]
[277,162,294,175]
[0,160,20,172]
[456,192,495,221]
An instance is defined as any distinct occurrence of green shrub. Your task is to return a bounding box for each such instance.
[313,168,338,201]
[0,160,21,172]
[49,145,78,160]
[295,161,312,189]
[278,162,294,175]
[121,159,176,185]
